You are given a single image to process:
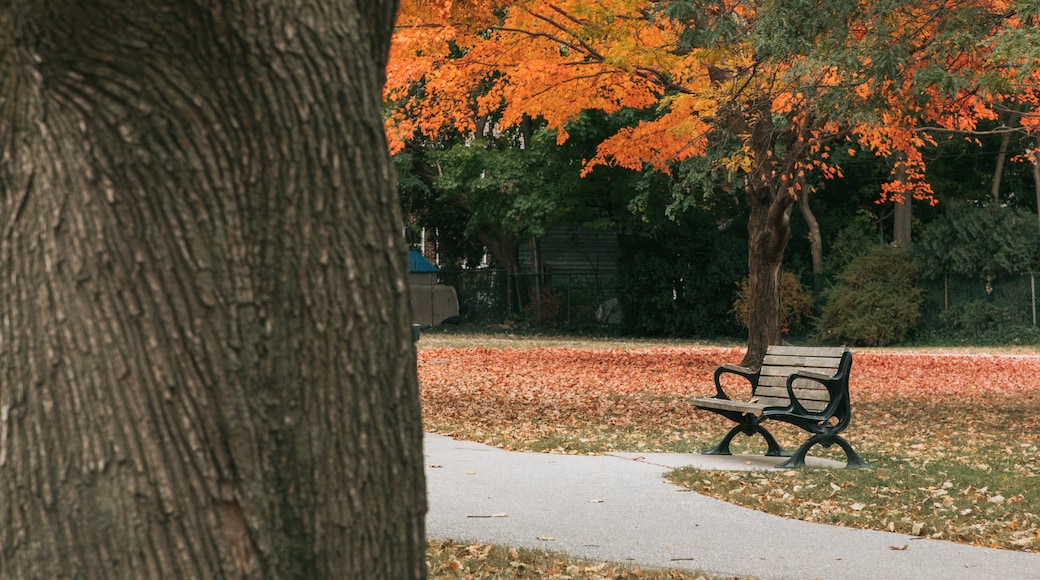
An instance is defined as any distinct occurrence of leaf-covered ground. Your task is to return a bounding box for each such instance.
[418,346,1040,552]
[426,539,721,580]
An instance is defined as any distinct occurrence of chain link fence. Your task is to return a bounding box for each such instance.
[434,269,618,328]
[919,273,1040,335]
[431,267,1040,340]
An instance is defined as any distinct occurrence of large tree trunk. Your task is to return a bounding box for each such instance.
[0,1,426,579]
[893,196,912,247]
[737,107,799,370]
[742,185,795,370]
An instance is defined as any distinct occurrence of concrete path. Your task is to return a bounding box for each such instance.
[424,433,1040,580]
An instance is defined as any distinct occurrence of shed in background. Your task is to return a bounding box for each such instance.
[409,250,460,326]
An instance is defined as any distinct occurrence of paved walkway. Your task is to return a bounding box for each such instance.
[424,433,1040,580]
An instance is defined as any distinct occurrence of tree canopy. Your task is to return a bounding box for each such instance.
[389,0,1040,188]
[386,0,1040,364]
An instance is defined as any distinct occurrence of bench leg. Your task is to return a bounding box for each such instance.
[776,434,873,469]
[703,420,788,457]
[834,437,873,469]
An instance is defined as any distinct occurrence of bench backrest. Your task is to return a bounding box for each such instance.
[754,345,849,412]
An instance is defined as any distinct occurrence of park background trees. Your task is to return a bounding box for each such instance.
[388,0,1040,360]
[1,1,426,577]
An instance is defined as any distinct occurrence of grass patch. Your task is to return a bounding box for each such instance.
[668,445,1040,549]
[417,324,733,350]
[667,397,1040,550]
[426,539,731,579]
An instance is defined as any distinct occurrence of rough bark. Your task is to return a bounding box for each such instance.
[797,183,824,291]
[742,184,795,370]
[736,107,799,370]
[893,162,912,248]
[990,113,1020,205]
[1033,137,1040,233]
[893,197,912,247]
[0,1,426,578]
[478,228,520,273]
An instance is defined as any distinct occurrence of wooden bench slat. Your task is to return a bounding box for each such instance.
[763,353,843,364]
[761,361,840,374]
[690,397,766,415]
[763,345,846,357]
[755,386,829,401]
[693,394,831,414]
[758,396,828,411]
[758,376,829,389]
[755,396,790,407]
[761,370,840,384]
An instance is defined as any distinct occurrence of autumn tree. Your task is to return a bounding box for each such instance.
[388,0,1040,366]
[427,127,565,274]
[1,1,425,578]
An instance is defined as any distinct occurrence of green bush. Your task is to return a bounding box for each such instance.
[815,246,923,346]
[731,272,816,334]
[914,203,1040,281]
[938,300,1011,336]
[827,211,882,274]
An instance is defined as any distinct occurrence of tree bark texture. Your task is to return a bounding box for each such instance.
[737,109,798,370]
[893,161,912,248]
[742,184,794,370]
[796,181,823,292]
[1032,137,1040,232]
[0,1,426,578]
[990,113,1020,205]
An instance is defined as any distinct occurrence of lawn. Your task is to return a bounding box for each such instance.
[417,331,1040,554]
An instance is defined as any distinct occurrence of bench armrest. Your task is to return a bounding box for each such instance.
[766,368,847,420]
[718,363,754,376]
[710,363,759,400]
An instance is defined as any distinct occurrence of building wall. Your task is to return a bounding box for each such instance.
[518,225,619,281]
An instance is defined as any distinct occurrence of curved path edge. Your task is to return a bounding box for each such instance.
[424,433,1040,580]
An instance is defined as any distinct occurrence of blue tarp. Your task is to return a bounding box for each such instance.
[408,250,439,273]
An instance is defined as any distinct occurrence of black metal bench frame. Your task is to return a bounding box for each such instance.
[691,346,872,469]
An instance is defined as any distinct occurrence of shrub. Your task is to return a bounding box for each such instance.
[525,287,561,326]
[914,203,1040,281]
[827,211,882,274]
[731,272,816,334]
[939,300,1011,336]
[816,246,923,346]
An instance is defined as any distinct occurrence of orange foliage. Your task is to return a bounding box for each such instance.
[387,0,1040,199]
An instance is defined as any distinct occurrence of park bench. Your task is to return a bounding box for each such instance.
[691,345,871,469]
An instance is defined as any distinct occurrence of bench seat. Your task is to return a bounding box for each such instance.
[691,345,871,469]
